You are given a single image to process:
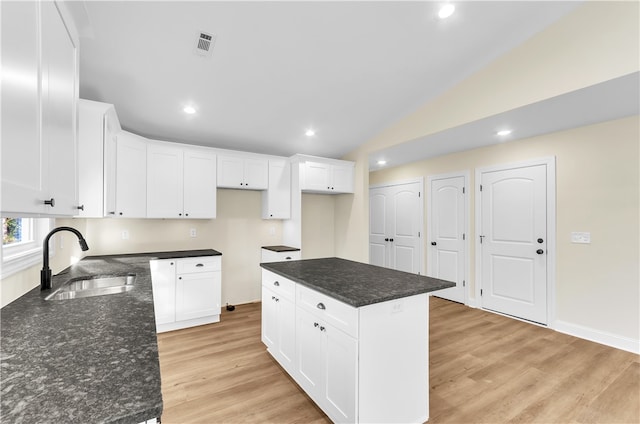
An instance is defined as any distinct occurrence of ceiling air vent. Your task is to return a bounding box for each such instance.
[194,31,216,57]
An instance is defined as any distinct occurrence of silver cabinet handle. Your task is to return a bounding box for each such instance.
[196,263,204,267]
[317,302,326,310]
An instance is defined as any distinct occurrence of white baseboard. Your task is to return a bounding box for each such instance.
[467,298,477,308]
[554,320,640,355]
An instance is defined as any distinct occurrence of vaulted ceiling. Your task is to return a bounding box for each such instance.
[74,1,582,159]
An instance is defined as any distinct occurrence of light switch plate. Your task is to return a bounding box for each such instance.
[190,228,197,238]
[121,230,129,240]
[571,232,590,244]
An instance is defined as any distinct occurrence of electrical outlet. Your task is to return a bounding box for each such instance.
[571,232,590,244]
[190,228,197,238]
[121,230,129,240]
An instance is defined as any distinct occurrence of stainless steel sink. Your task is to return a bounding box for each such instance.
[45,274,136,300]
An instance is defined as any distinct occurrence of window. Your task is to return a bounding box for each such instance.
[1,217,51,279]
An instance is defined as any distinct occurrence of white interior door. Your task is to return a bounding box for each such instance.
[479,163,548,324]
[369,181,422,274]
[428,175,467,303]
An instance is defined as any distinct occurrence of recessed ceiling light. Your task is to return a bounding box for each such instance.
[438,3,455,19]
[496,129,512,136]
[183,105,196,114]
[377,160,387,166]
[305,129,315,137]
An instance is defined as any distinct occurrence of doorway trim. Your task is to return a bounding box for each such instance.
[475,156,557,327]
[426,170,470,306]
[369,178,424,275]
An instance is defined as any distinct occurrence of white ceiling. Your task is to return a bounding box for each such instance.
[369,72,640,170]
[75,1,582,159]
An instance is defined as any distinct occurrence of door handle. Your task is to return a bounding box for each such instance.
[431,242,437,246]
[537,238,544,243]
[536,249,544,255]
[389,238,394,242]
[384,238,389,242]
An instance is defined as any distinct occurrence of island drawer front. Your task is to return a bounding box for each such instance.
[262,269,296,300]
[296,284,358,338]
[261,249,301,263]
[177,256,220,274]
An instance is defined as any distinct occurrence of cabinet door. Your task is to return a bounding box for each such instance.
[277,295,296,373]
[150,259,176,326]
[1,1,46,215]
[147,143,184,218]
[175,271,220,321]
[183,149,216,218]
[295,307,324,400]
[243,158,268,190]
[302,162,331,192]
[104,126,118,216]
[324,325,358,423]
[262,160,291,219]
[217,156,245,188]
[261,286,278,350]
[331,164,354,194]
[41,1,78,216]
[115,132,147,217]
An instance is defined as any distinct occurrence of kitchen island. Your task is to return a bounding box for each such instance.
[0,249,219,424]
[260,257,454,423]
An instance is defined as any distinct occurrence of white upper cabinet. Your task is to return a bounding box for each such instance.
[217,155,268,190]
[147,141,216,219]
[1,1,79,216]
[298,156,355,194]
[76,99,121,218]
[183,149,217,219]
[262,159,291,219]
[108,131,147,218]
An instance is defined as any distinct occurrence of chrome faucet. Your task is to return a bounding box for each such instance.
[41,227,89,290]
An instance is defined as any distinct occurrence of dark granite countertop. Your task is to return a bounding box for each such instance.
[261,245,301,252]
[0,249,220,424]
[260,257,455,308]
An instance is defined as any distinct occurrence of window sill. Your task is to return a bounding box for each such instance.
[1,247,43,279]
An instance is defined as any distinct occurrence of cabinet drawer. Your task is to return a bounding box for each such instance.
[262,269,296,301]
[177,256,221,274]
[261,249,301,263]
[297,284,358,338]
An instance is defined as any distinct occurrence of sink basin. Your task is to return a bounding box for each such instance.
[45,274,136,300]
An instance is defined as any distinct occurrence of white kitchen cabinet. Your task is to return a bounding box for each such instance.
[261,271,296,374]
[261,248,301,263]
[149,259,177,326]
[146,142,217,219]
[107,131,147,218]
[296,307,357,423]
[217,155,268,190]
[150,256,221,333]
[76,99,121,218]
[261,271,429,423]
[298,157,355,194]
[183,149,217,218]
[1,1,79,216]
[262,159,291,219]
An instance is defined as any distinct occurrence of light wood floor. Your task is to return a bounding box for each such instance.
[157,297,639,423]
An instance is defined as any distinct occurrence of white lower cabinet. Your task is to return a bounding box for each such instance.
[261,285,296,374]
[151,256,221,333]
[261,269,429,423]
[261,248,301,263]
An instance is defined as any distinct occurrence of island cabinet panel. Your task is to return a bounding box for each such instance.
[262,271,296,374]
[261,268,430,423]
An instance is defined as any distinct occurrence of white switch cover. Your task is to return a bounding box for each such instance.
[571,232,591,244]
[121,230,129,240]
[190,228,197,238]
